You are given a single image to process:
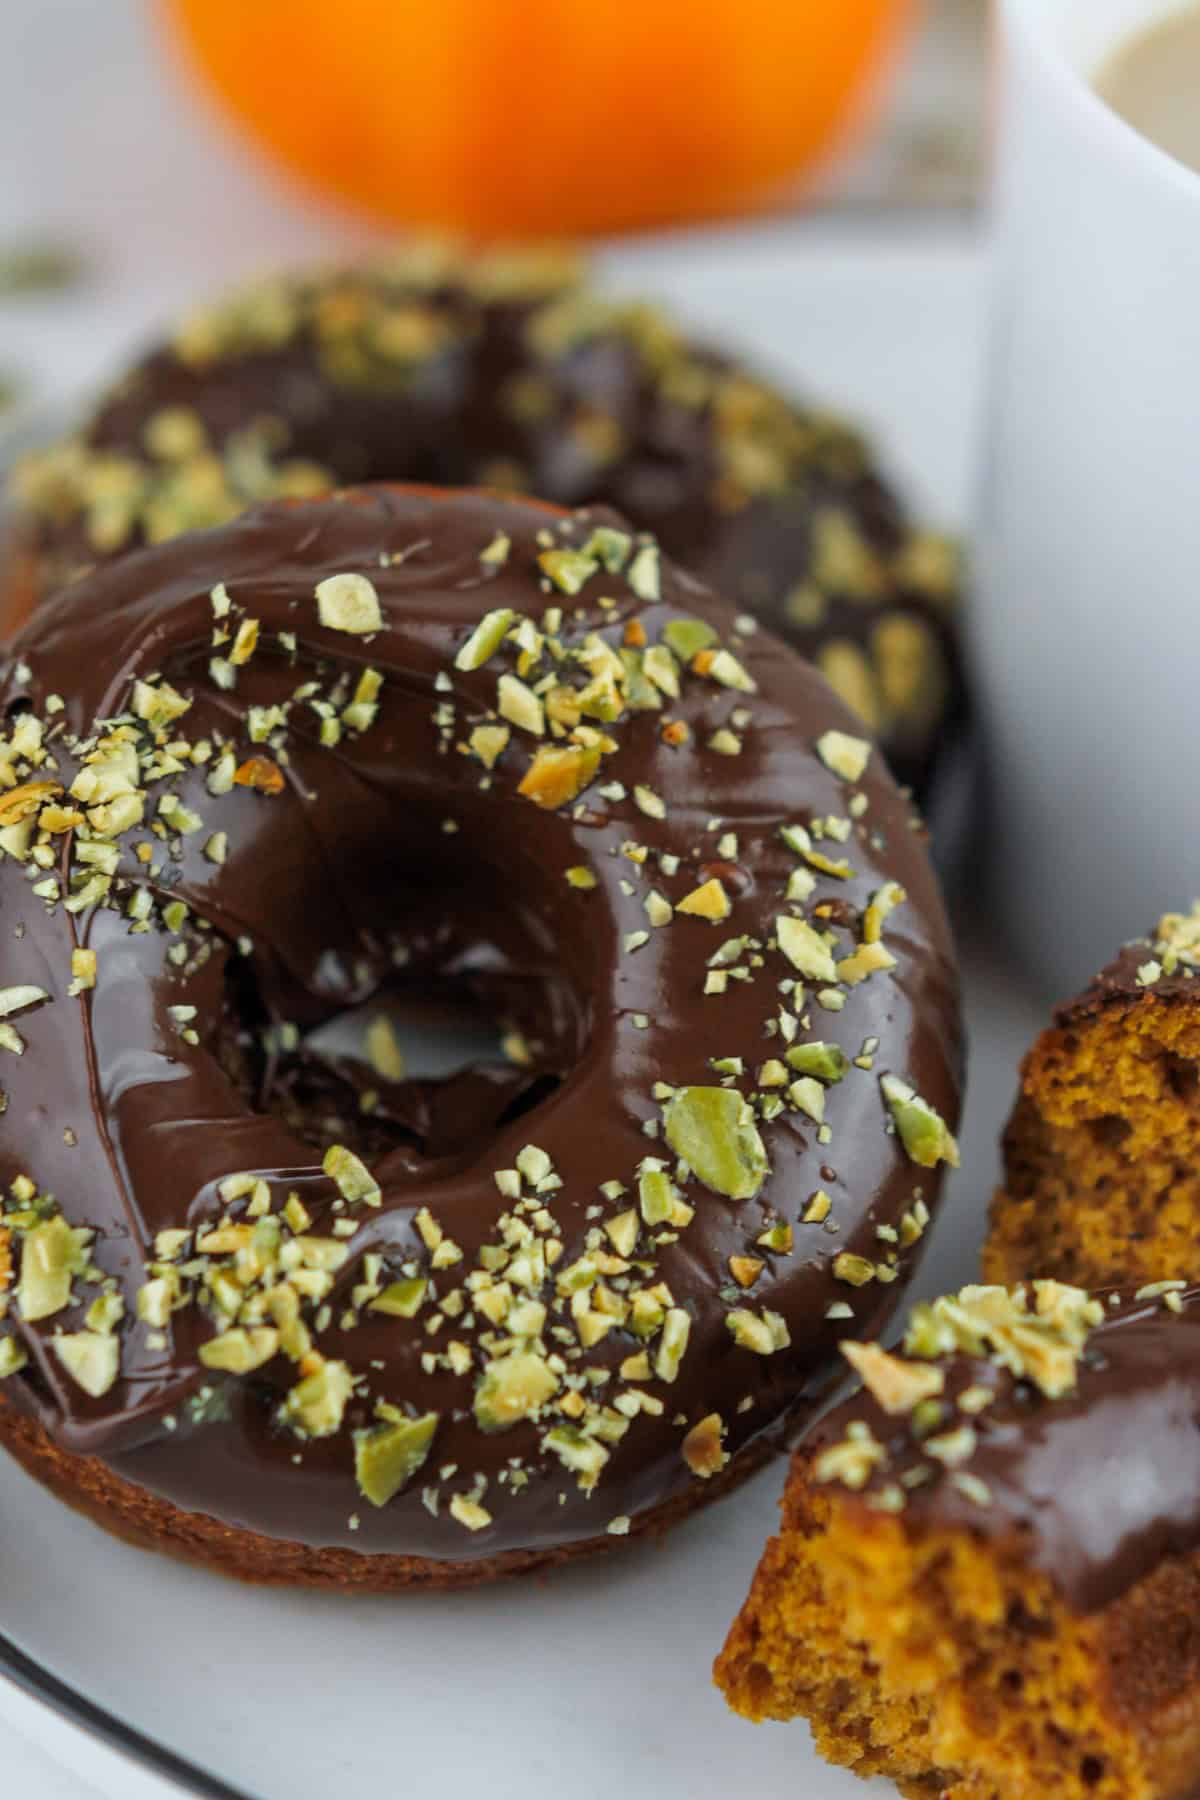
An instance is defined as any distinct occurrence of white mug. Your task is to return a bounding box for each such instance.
[977,0,1200,997]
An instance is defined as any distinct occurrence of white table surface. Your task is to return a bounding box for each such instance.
[0,6,995,1794]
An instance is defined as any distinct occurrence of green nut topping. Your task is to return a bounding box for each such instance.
[474,1348,559,1431]
[53,1330,120,1397]
[18,1215,86,1322]
[454,606,515,672]
[537,547,597,594]
[880,1074,960,1169]
[786,1042,850,1083]
[726,1307,791,1355]
[662,618,718,663]
[199,1325,280,1374]
[655,1306,692,1382]
[283,1358,355,1437]
[369,1277,427,1319]
[544,1424,609,1491]
[626,542,661,602]
[662,1086,769,1201]
[314,571,383,636]
[580,526,632,572]
[354,1407,438,1507]
[638,1167,675,1225]
[0,984,49,1019]
[0,1336,28,1378]
[775,915,838,983]
[323,1143,381,1207]
[815,729,872,783]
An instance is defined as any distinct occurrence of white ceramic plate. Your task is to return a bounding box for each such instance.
[0,230,1022,1800]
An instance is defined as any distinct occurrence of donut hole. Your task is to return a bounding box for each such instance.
[213,873,583,1167]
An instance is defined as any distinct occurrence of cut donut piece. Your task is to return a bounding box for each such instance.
[716,1281,1200,1800]
[986,904,1200,1290]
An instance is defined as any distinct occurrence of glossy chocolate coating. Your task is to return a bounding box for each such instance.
[9,249,963,800]
[810,1287,1200,1614]
[0,486,961,1561]
[1055,934,1200,1029]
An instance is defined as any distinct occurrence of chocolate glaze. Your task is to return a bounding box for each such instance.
[8,249,963,800]
[1054,936,1200,1030]
[810,1287,1200,1615]
[0,486,961,1561]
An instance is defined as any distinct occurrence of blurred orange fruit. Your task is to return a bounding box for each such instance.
[164,0,913,238]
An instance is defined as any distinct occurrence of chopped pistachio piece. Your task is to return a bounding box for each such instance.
[681,1411,729,1478]
[449,1495,493,1532]
[369,1278,427,1318]
[283,1358,354,1437]
[517,743,600,809]
[638,1167,675,1225]
[816,730,872,783]
[837,941,897,986]
[662,1086,768,1201]
[474,1348,559,1431]
[454,606,515,671]
[354,1408,438,1507]
[655,1306,692,1382]
[833,1252,877,1287]
[497,672,545,736]
[705,649,756,692]
[53,1331,120,1397]
[814,1426,886,1489]
[840,1341,945,1414]
[365,1014,406,1082]
[627,542,661,601]
[662,618,718,662]
[788,1076,825,1123]
[726,1307,791,1355]
[676,878,731,923]
[880,1074,960,1169]
[479,530,511,566]
[779,822,852,880]
[729,1254,764,1288]
[544,1425,609,1491]
[315,572,383,635]
[863,880,906,944]
[786,1042,850,1083]
[581,525,632,571]
[776,916,837,983]
[18,1216,83,1321]
[199,1326,280,1374]
[324,1143,382,1207]
[538,547,598,594]
[469,724,510,769]
[515,1143,552,1185]
[0,984,48,1019]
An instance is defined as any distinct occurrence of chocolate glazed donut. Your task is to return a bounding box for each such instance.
[0,486,962,1587]
[6,247,964,804]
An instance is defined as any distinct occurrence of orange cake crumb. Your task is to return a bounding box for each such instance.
[987,906,1200,1289]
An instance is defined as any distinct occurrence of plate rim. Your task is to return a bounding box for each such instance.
[0,1628,257,1800]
